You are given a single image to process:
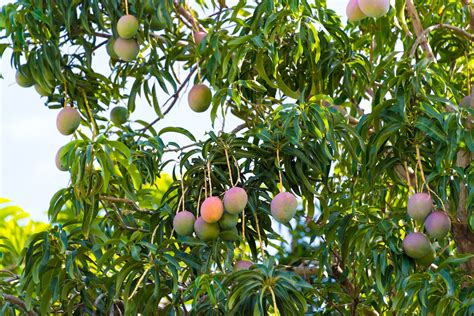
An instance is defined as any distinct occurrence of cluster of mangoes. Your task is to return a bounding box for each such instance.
[108,15,140,62]
[172,187,298,240]
[15,65,54,96]
[346,0,390,22]
[106,12,213,113]
[402,193,452,266]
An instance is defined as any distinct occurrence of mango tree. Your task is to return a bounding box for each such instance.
[0,0,473,314]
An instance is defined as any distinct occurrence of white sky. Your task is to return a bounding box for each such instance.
[0,1,347,221]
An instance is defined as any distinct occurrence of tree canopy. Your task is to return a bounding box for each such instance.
[0,0,473,315]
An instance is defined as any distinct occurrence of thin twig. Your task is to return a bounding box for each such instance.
[0,269,19,279]
[92,293,105,316]
[139,66,197,133]
[128,266,152,300]
[231,123,247,134]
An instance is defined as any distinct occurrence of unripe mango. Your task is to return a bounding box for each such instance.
[200,196,224,223]
[358,0,390,18]
[219,213,239,230]
[106,38,119,59]
[15,65,34,88]
[193,31,207,45]
[407,193,432,222]
[117,15,139,39]
[110,106,129,125]
[234,260,253,271]
[194,216,220,241]
[402,232,432,259]
[173,210,196,236]
[56,106,81,135]
[415,247,435,266]
[271,192,297,224]
[150,16,166,30]
[144,0,154,14]
[223,187,248,215]
[220,227,239,241]
[188,84,212,112]
[55,147,68,171]
[424,211,451,239]
[35,83,52,96]
[346,0,366,22]
[114,38,139,62]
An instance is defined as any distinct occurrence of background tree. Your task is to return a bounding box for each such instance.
[0,0,473,315]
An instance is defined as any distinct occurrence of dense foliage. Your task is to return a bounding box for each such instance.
[0,0,473,315]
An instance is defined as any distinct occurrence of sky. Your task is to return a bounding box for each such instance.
[0,1,347,221]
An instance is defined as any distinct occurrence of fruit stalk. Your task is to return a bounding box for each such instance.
[276,147,283,193]
[268,286,280,316]
[124,0,129,15]
[81,89,98,139]
[415,144,426,189]
[403,161,413,194]
[223,146,234,186]
[207,160,213,196]
[180,176,186,212]
[233,155,241,185]
[252,209,265,258]
[203,164,208,198]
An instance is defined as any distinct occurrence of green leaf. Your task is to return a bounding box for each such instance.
[159,126,196,142]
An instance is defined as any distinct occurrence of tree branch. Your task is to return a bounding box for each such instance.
[163,141,203,153]
[2,294,38,316]
[99,196,153,214]
[331,105,360,125]
[290,264,319,276]
[231,123,247,134]
[410,23,474,57]
[94,31,168,43]
[173,1,206,32]
[405,0,435,61]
